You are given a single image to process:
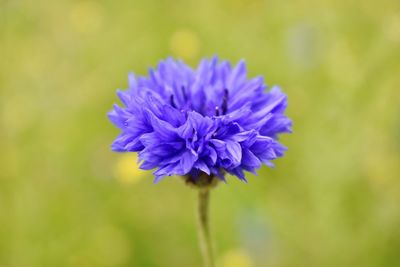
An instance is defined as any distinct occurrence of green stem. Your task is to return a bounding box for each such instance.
[197,188,214,267]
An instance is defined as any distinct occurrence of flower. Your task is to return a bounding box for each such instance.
[108,57,291,183]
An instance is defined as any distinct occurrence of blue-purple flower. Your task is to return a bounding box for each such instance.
[109,57,291,182]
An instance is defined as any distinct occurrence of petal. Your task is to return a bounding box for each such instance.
[229,167,247,182]
[260,114,292,138]
[128,72,138,91]
[153,161,180,178]
[225,140,242,166]
[209,139,226,154]
[139,132,159,147]
[108,110,125,128]
[145,110,178,140]
[227,60,247,92]
[242,149,261,168]
[180,150,198,174]
[194,161,210,175]
[117,89,131,106]
[140,160,159,170]
[203,145,217,165]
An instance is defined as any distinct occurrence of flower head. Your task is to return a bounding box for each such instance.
[109,57,291,183]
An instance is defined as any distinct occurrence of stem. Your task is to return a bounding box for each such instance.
[197,188,214,267]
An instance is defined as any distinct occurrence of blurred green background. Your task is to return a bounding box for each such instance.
[1,0,400,266]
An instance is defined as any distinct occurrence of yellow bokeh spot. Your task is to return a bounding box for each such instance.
[363,134,399,186]
[169,29,200,60]
[69,1,103,34]
[113,154,145,185]
[383,14,400,43]
[220,249,254,267]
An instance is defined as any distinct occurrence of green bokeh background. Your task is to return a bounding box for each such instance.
[1,0,400,266]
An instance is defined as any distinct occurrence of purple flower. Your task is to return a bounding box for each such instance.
[108,57,291,182]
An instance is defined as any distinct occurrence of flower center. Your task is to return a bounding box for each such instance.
[170,94,177,108]
[169,88,229,117]
[215,89,229,116]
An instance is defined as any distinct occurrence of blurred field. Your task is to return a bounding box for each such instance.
[1,0,400,266]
